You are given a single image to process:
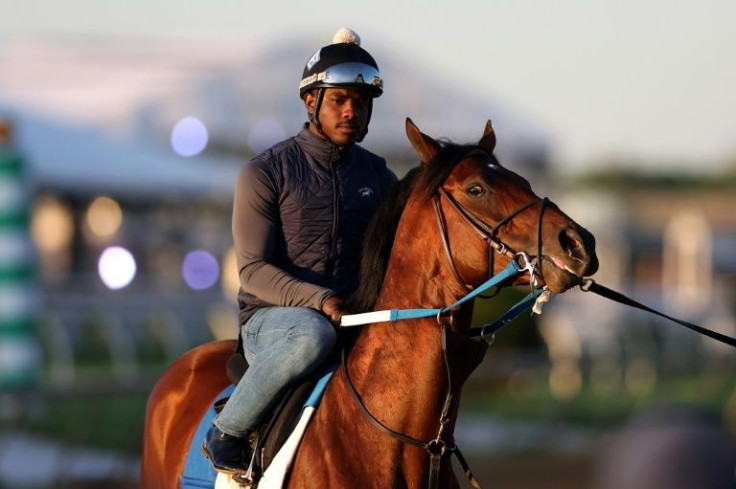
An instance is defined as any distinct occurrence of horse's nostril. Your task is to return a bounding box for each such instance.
[558,228,599,276]
[559,229,583,259]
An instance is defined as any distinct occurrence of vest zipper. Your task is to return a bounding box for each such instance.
[327,154,341,278]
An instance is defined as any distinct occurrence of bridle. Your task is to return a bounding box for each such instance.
[434,185,550,291]
[431,150,551,291]
[342,157,553,489]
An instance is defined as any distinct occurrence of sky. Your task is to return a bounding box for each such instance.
[2,0,735,174]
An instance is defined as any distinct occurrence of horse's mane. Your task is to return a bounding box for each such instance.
[346,141,487,314]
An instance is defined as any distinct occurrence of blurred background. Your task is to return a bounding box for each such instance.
[1,1,735,488]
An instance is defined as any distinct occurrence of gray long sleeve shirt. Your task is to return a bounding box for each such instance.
[233,125,397,324]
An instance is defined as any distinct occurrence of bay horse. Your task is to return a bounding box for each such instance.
[141,119,598,489]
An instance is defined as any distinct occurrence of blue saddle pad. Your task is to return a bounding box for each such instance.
[180,363,335,488]
[180,385,235,489]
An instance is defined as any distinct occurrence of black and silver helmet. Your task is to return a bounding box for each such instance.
[299,28,383,142]
[299,28,383,98]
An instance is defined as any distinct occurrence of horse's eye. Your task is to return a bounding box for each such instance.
[467,185,485,198]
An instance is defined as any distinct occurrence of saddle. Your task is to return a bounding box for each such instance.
[216,349,324,484]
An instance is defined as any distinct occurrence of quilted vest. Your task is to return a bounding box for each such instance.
[237,126,394,323]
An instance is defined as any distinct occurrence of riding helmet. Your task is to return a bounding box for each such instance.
[299,28,383,99]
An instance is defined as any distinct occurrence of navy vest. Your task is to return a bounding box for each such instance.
[237,127,394,323]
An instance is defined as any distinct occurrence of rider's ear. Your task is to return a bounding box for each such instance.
[406,118,440,165]
[479,120,496,154]
[303,91,316,115]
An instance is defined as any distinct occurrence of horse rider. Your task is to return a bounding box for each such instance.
[202,28,398,474]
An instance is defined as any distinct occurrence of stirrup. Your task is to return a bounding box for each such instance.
[224,432,260,488]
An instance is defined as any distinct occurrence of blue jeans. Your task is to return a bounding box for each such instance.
[213,306,337,437]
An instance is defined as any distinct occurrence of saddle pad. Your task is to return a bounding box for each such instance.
[181,363,336,489]
[181,385,235,489]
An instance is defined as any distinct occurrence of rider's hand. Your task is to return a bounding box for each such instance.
[321,295,344,325]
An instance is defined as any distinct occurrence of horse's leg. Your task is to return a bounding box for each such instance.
[140,339,236,489]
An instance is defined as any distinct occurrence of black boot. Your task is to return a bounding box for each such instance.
[201,424,253,474]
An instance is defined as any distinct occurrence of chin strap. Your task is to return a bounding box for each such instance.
[308,88,326,137]
[357,98,372,142]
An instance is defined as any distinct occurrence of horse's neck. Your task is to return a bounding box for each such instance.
[347,198,469,440]
[294,196,483,487]
[376,195,469,310]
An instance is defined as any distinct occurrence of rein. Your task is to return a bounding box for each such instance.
[340,259,540,329]
[581,279,736,348]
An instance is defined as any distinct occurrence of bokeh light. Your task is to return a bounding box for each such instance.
[98,246,137,290]
[207,303,239,340]
[221,246,240,303]
[31,195,74,253]
[86,196,123,238]
[247,118,286,155]
[170,116,209,157]
[548,360,582,400]
[181,250,220,290]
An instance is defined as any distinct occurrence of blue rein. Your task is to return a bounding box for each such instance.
[340,259,545,342]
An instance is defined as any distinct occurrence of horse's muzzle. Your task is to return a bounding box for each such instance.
[558,226,598,277]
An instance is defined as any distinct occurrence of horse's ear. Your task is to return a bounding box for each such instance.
[479,120,496,154]
[406,118,440,165]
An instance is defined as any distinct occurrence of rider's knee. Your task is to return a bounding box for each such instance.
[288,315,337,366]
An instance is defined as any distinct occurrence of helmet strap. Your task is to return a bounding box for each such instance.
[356,97,373,142]
[309,88,327,138]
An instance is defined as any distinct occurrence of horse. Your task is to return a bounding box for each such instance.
[141,118,598,489]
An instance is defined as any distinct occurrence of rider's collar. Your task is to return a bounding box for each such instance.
[297,123,350,164]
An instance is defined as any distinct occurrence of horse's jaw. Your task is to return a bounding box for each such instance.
[539,248,599,294]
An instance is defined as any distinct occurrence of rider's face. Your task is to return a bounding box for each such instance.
[305,88,371,146]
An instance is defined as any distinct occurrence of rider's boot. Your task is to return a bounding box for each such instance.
[201,424,254,474]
